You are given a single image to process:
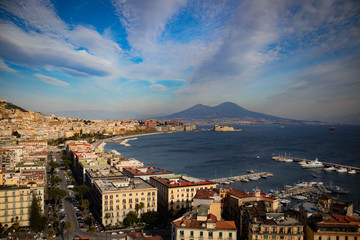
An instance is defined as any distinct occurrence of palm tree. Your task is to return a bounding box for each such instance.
[65,221,72,240]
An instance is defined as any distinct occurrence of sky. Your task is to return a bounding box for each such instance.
[0,0,359,122]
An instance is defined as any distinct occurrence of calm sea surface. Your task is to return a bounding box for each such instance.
[105,125,360,209]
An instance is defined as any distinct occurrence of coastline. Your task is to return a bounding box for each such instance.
[92,132,165,151]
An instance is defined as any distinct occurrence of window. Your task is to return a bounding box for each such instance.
[209,232,213,238]
[336,237,339,240]
[180,231,184,236]
[200,232,203,237]
[190,231,194,236]
[229,233,232,238]
[319,236,321,240]
[219,232,223,238]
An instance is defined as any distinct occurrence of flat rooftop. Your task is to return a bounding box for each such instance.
[95,177,156,192]
[123,166,174,176]
[151,175,215,188]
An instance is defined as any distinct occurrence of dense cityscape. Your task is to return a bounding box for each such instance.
[0,99,359,240]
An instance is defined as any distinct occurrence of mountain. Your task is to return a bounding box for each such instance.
[46,110,147,120]
[159,102,310,124]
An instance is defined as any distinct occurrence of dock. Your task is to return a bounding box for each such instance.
[274,156,360,173]
[292,157,360,173]
[209,172,273,183]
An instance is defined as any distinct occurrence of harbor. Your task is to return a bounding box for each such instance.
[209,171,273,184]
[273,155,360,173]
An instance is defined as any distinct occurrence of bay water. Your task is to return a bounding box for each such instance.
[105,125,360,209]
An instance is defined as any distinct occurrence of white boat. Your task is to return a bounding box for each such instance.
[298,160,307,165]
[302,158,323,168]
[284,158,293,162]
[248,175,260,181]
[336,167,348,173]
[324,166,336,172]
[348,169,356,174]
[240,178,249,182]
[247,169,254,174]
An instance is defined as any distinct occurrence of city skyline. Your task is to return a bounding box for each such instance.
[0,0,359,122]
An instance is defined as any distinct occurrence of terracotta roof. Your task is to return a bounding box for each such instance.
[194,189,217,200]
[173,219,236,230]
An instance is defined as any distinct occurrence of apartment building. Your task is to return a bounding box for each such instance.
[244,201,304,240]
[0,183,44,227]
[149,175,216,214]
[306,213,360,240]
[92,177,157,227]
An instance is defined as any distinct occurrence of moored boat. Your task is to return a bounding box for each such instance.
[302,158,323,168]
[348,169,356,174]
[327,185,349,194]
[324,166,336,172]
[336,167,348,173]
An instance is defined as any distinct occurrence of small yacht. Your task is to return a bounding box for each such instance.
[336,167,348,173]
[324,166,336,172]
[348,169,356,174]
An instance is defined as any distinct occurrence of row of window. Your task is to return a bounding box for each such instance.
[104,196,155,205]
[254,227,303,234]
[104,202,156,211]
[179,230,233,238]
[318,236,358,240]
[104,191,155,199]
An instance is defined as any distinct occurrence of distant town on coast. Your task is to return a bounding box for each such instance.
[1,98,359,240]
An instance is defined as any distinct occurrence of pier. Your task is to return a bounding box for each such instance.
[209,172,273,183]
[291,157,360,173]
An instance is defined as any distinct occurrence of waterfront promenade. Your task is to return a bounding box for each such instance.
[91,132,164,150]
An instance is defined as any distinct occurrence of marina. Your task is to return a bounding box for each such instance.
[273,156,360,173]
[209,172,273,184]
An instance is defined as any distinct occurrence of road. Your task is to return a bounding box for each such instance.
[53,153,126,240]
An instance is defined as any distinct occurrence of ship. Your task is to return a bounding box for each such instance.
[302,158,324,168]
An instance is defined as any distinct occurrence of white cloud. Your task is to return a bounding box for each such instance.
[150,84,168,92]
[35,73,69,86]
[0,59,17,72]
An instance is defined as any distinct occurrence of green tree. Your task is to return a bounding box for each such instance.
[47,188,67,215]
[74,185,90,202]
[29,192,45,231]
[81,199,90,215]
[89,226,96,236]
[49,160,61,169]
[136,202,145,215]
[50,176,63,186]
[48,228,56,240]
[65,221,72,240]
[63,159,72,170]
[123,211,139,227]
[141,211,159,225]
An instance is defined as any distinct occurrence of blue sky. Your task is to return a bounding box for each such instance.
[0,0,359,121]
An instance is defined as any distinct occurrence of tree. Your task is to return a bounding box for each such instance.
[141,211,159,226]
[50,176,62,186]
[81,199,90,215]
[74,185,90,202]
[48,228,56,240]
[136,202,145,215]
[47,188,67,215]
[65,221,72,240]
[63,159,72,170]
[29,192,45,231]
[89,226,96,236]
[49,160,61,169]
[123,211,139,227]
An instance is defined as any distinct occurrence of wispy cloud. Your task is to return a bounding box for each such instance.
[0,59,17,72]
[150,84,168,92]
[35,73,69,86]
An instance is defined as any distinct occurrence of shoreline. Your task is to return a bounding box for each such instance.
[93,132,165,151]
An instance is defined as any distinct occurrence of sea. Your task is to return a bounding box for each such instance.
[104,125,360,209]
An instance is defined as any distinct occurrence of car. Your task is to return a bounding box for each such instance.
[118,231,124,234]
[111,232,117,235]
